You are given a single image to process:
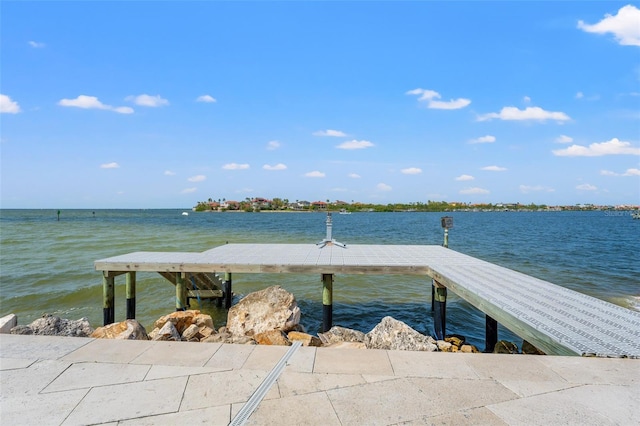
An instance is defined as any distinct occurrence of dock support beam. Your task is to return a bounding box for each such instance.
[103,274,115,326]
[485,315,498,352]
[433,281,447,340]
[126,272,136,320]
[322,273,333,332]
[176,273,186,311]
[224,272,232,309]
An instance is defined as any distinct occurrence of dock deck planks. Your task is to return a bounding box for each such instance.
[95,244,640,357]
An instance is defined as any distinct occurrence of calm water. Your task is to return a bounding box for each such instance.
[1,209,638,348]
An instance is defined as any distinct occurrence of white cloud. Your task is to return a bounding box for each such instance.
[182,187,197,194]
[481,165,508,171]
[519,185,555,194]
[313,129,347,137]
[575,91,584,99]
[187,175,206,182]
[266,140,281,150]
[601,168,640,176]
[337,140,374,150]
[196,95,216,103]
[58,95,133,114]
[406,88,471,110]
[576,183,597,191]
[100,162,120,169]
[469,135,496,144]
[552,138,640,156]
[28,41,45,48]
[348,173,361,178]
[305,171,325,178]
[263,163,287,171]
[401,167,422,175]
[164,170,176,176]
[377,183,392,191]
[578,5,640,47]
[523,96,531,103]
[478,106,570,122]
[455,174,475,181]
[556,135,573,143]
[126,94,169,107]
[459,187,490,194]
[222,163,250,170]
[0,94,21,114]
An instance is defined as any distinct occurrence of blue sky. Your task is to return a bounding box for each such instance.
[1,2,639,208]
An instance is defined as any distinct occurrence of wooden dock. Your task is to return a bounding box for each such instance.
[95,243,640,357]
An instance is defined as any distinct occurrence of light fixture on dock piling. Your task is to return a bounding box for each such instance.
[317,212,346,248]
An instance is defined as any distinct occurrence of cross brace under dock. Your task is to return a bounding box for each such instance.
[94,243,640,358]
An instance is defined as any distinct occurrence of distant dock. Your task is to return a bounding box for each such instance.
[95,243,640,358]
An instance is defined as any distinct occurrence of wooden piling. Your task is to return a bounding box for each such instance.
[126,272,136,319]
[485,315,498,352]
[103,274,115,325]
[322,273,333,332]
[176,273,186,311]
[224,272,232,309]
[433,282,447,340]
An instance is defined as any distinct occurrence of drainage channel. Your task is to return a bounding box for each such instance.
[229,341,303,426]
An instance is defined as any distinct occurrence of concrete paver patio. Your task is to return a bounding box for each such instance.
[1,334,638,425]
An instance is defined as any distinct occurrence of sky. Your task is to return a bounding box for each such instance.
[1,1,639,208]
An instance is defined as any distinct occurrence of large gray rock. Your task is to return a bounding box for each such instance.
[365,316,437,351]
[227,285,301,337]
[318,326,366,345]
[11,314,94,337]
[149,321,182,341]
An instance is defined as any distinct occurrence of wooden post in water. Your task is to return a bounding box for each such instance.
[103,273,115,325]
[176,273,186,311]
[126,272,136,319]
[485,315,498,352]
[433,282,447,340]
[224,272,232,309]
[322,273,333,332]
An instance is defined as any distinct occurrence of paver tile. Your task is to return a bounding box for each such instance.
[0,334,91,360]
[145,364,230,380]
[118,405,231,425]
[387,351,480,379]
[314,347,393,375]
[61,338,155,364]
[276,370,367,397]
[246,391,341,426]
[1,389,89,426]
[131,340,220,366]
[1,359,71,396]
[205,343,255,370]
[43,362,150,392]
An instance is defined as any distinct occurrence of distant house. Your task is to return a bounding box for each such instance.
[221,200,240,210]
[289,201,310,210]
[251,197,272,209]
[311,201,328,210]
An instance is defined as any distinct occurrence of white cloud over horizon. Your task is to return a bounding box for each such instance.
[28,41,45,48]
[406,88,471,110]
[401,167,422,175]
[181,187,197,194]
[556,135,573,143]
[305,171,325,178]
[377,183,392,191]
[578,4,640,47]
[223,163,250,170]
[0,94,21,114]
[477,106,570,122]
[348,173,361,178]
[58,95,133,114]
[481,165,508,171]
[459,187,490,194]
[520,185,555,194]
[266,140,281,150]
[469,135,496,144]
[337,140,374,150]
[187,175,206,182]
[100,162,120,169]
[263,163,287,171]
[552,138,640,156]
[576,183,597,191]
[313,129,347,137]
[455,174,475,181]
[600,168,640,176]
[126,94,169,107]
[196,95,216,103]
[164,170,176,176]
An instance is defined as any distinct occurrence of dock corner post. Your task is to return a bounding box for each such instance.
[102,273,115,326]
[223,272,232,309]
[176,272,187,311]
[485,315,498,353]
[322,273,333,332]
[433,281,447,340]
[431,280,435,312]
[125,271,136,320]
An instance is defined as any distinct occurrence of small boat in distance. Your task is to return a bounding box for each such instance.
[339,209,351,215]
[632,211,640,220]
[182,212,189,216]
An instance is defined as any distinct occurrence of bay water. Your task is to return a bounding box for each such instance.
[1,209,638,349]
